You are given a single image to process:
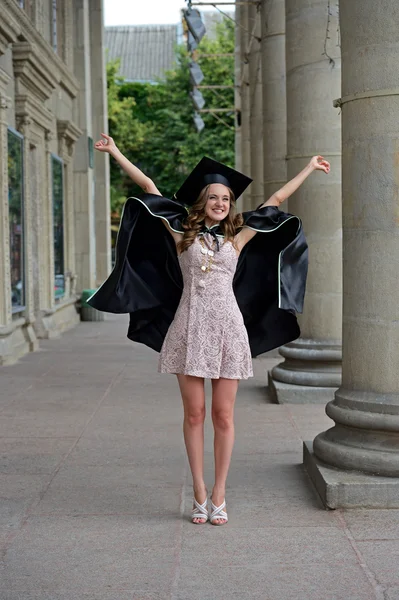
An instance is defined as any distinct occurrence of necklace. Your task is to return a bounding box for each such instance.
[199,235,216,272]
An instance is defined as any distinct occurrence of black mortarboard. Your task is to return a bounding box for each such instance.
[173,156,253,207]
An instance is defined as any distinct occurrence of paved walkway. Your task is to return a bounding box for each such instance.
[0,315,398,600]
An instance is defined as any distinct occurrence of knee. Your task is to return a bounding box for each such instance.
[185,408,206,427]
[212,409,233,432]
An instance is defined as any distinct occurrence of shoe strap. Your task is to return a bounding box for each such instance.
[210,500,228,521]
[192,497,209,519]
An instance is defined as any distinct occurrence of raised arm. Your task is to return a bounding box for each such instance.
[261,155,330,208]
[94,133,161,195]
[235,155,330,252]
[94,134,182,245]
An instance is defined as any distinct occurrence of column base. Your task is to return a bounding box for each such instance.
[271,339,342,387]
[303,441,399,509]
[268,371,336,404]
[0,318,39,365]
[34,297,79,339]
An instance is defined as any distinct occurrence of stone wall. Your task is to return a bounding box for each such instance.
[0,0,110,364]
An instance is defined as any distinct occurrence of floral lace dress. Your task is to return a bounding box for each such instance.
[158,233,253,379]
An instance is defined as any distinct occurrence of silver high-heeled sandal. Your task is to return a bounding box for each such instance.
[191,496,209,524]
[210,499,228,526]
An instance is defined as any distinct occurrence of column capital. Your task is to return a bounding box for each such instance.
[57,119,83,161]
[0,93,11,111]
[44,128,54,152]
[17,114,33,137]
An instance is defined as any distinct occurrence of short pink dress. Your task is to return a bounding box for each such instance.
[158,233,253,379]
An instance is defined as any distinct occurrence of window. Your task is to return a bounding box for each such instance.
[51,155,65,300]
[8,128,25,313]
[51,0,57,52]
[18,0,33,18]
[51,0,65,60]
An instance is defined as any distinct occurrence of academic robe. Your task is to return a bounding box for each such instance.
[87,194,308,357]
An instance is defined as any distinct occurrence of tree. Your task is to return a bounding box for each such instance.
[106,59,147,214]
[108,18,235,215]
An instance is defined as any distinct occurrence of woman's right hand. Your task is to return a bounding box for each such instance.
[94,133,117,154]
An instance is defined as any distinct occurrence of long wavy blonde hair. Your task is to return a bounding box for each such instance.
[177,184,244,254]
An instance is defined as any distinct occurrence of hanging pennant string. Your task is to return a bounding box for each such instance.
[209,1,261,42]
[187,0,262,92]
[188,1,261,56]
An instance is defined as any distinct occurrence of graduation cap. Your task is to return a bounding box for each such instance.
[173,157,253,207]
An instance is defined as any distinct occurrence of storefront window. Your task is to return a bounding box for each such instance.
[8,128,25,312]
[52,155,65,299]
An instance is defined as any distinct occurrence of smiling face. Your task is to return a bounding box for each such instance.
[204,183,231,226]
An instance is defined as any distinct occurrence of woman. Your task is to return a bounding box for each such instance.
[91,133,330,526]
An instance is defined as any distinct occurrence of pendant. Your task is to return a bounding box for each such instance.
[201,265,206,272]
[208,250,214,257]
[200,246,207,255]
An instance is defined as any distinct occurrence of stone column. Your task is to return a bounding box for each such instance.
[73,0,96,292]
[239,1,251,210]
[29,128,48,339]
[234,1,242,174]
[304,0,399,508]
[38,129,57,320]
[17,115,38,351]
[0,88,12,329]
[89,0,111,283]
[260,0,287,205]
[268,0,342,403]
[247,3,263,209]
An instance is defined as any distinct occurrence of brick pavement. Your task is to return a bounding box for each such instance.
[0,315,397,600]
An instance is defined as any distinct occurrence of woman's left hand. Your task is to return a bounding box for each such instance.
[310,155,330,174]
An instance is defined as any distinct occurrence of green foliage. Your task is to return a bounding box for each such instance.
[107,18,235,215]
[106,59,147,214]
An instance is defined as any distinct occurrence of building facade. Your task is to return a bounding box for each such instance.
[0,0,111,364]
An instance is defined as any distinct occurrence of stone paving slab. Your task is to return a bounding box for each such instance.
[0,595,168,600]
[175,563,375,600]
[354,541,399,586]
[343,509,399,540]
[0,315,396,599]
[0,438,74,475]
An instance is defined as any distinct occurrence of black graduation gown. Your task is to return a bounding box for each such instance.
[87,194,308,357]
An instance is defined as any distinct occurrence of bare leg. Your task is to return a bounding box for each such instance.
[176,374,207,523]
[211,377,239,524]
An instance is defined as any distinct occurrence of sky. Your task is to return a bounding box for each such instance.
[104,0,221,26]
